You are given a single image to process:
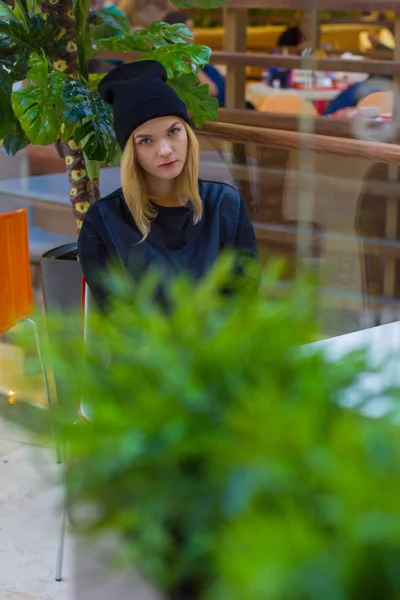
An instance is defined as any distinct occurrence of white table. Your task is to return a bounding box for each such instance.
[312,321,400,419]
[246,82,340,109]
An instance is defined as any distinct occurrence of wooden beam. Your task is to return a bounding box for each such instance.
[209,51,400,76]
[223,7,247,109]
[226,0,400,10]
[302,9,320,49]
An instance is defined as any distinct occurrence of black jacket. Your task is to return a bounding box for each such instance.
[78,179,259,307]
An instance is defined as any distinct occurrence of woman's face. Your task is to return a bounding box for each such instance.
[133,116,188,181]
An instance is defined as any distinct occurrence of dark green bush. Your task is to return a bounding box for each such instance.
[6,260,400,600]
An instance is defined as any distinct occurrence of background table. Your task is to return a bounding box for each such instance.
[246,82,341,111]
[312,320,400,419]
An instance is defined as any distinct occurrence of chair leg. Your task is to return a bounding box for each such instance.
[25,318,61,464]
[56,447,68,582]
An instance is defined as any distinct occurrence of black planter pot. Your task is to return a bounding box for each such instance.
[41,244,82,406]
[41,243,82,313]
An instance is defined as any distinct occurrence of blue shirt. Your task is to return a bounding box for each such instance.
[324,78,390,115]
[203,65,226,106]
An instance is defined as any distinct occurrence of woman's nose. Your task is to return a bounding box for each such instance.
[158,139,172,157]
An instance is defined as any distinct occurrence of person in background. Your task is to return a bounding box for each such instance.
[368,32,392,52]
[324,75,392,116]
[163,11,224,105]
[277,24,304,49]
[119,0,177,28]
[266,25,303,89]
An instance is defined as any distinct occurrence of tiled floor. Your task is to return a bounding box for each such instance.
[0,340,163,600]
[0,417,73,600]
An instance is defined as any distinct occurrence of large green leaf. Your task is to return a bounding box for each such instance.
[168,72,218,128]
[11,53,65,145]
[140,43,211,79]
[0,67,14,139]
[0,0,19,23]
[95,32,149,53]
[95,21,193,53]
[3,119,29,155]
[62,78,117,163]
[135,21,194,47]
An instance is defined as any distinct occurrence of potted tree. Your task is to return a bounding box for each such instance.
[0,0,225,310]
[6,263,400,599]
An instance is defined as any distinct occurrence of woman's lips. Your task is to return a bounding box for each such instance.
[159,160,178,168]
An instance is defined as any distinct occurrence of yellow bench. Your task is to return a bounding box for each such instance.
[194,24,383,53]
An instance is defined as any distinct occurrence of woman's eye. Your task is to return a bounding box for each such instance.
[140,138,152,145]
[168,128,180,136]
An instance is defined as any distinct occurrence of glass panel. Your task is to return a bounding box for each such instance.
[199,135,400,339]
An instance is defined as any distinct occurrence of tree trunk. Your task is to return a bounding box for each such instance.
[42,0,100,229]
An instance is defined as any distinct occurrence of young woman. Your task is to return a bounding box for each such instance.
[78,60,259,308]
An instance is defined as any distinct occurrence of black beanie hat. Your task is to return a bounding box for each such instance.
[98,60,191,150]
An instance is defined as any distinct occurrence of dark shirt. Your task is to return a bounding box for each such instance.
[78,179,259,307]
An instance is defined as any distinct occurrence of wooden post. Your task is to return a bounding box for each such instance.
[223,6,247,109]
[383,13,400,307]
[302,9,320,49]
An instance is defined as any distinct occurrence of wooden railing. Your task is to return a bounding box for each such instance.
[199,121,400,163]
[216,108,391,139]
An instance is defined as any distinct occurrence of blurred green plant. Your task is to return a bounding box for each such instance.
[0,0,224,226]
[5,259,400,600]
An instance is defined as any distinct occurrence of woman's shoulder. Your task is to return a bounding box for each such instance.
[199,179,241,206]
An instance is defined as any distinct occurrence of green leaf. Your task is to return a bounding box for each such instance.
[0,31,30,80]
[89,72,106,92]
[83,153,101,181]
[11,53,65,145]
[62,78,118,162]
[139,43,211,79]
[169,72,218,128]
[95,31,151,53]
[0,12,66,57]
[0,0,19,23]
[139,20,193,46]
[95,21,194,53]
[0,67,14,138]
[3,119,29,155]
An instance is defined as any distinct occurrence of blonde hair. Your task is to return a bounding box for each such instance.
[120,121,202,241]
